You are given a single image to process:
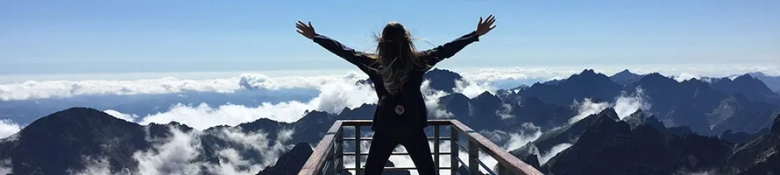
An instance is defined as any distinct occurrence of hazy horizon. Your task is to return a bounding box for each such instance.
[2,63,780,83]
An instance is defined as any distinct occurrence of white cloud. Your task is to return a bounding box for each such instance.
[674,168,720,175]
[568,98,610,124]
[104,76,377,130]
[614,88,651,120]
[104,110,139,123]
[0,159,11,175]
[673,72,700,82]
[421,80,454,119]
[538,143,573,165]
[567,88,651,124]
[453,79,495,99]
[134,128,202,175]
[67,156,133,175]
[496,104,514,119]
[107,77,460,130]
[132,102,310,130]
[130,126,293,175]
[207,127,294,170]
[0,76,240,101]
[0,72,363,101]
[503,123,543,151]
[0,119,22,139]
[456,67,574,83]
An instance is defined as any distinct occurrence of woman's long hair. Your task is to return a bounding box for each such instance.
[367,22,431,95]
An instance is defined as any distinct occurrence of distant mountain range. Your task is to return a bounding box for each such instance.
[1,68,779,175]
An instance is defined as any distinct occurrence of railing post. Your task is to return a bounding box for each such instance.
[321,155,331,175]
[355,126,361,175]
[469,140,479,175]
[433,125,440,173]
[335,127,344,175]
[450,125,458,175]
[498,164,508,175]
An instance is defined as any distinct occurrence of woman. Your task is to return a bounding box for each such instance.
[296,15,496,175]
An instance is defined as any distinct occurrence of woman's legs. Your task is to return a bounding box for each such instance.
[364,132,399,175]
[401,130,437,175]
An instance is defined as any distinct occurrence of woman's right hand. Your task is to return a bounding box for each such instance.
[296,21,316,40]
[476,15,496,37]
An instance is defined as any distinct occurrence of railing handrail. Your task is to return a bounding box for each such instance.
[298,120,343,175]
[297,119,544,175]
[449,120,543,175]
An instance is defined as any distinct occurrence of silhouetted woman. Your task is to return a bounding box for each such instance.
[296,15,496,175]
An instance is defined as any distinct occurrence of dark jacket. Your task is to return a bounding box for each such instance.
[313,31,479,137]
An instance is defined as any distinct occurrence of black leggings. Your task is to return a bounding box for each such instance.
[364,130,437,175]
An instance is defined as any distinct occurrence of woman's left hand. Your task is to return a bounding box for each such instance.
[476,15,496,37]
[296,21,316,40]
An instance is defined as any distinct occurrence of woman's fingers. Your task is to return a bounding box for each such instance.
[478,15,495,28]
[296,21,314,32]
[296,21,314,34]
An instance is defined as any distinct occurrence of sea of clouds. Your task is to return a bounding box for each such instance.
[0,64,774,174]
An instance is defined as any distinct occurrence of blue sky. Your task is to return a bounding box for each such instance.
[1,0,778,75]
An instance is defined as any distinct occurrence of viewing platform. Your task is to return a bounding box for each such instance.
[297,120,543,175]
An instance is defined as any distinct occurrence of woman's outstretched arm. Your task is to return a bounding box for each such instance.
[422,15,497,66]
[296,21,372,68]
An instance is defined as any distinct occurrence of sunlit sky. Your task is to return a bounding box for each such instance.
[2,0,778,75]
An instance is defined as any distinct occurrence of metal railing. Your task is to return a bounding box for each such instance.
[297,120,543,175]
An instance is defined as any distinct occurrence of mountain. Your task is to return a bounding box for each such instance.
[435,90,578,133]
[721,114,780,175]
[718,128,768,144]
[0,107,151,175]
[624,73,780,135]
[503,69,780,136]
[542,109,734,175]
[534,110,780,175]
[256,142,312,175]
[423,68,464,93]
[403,68,778,140]
[748,72,780,94]
[460,91,506,130]
[709,74,780,105]
[507,97,577,130]
[0,107,349,175]
[510,108,692,166]
[610,69,643,85]
[516,69,623,106]
[512,108,619,157]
